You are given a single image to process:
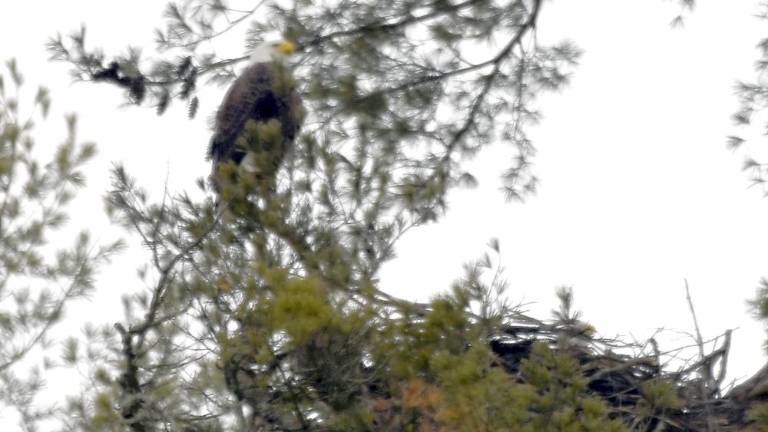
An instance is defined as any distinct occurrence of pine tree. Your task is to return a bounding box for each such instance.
[0,60,122,430]
[21,0,768,430]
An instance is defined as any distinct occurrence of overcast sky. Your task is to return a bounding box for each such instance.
[2,1,768,421]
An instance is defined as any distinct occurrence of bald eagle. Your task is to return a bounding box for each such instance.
[208,40,304,192]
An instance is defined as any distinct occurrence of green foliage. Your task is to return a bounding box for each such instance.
[91,393,121,430]
[342,273,626,431]
[271,275,334,345]
[519,342,626,432]
[638,380,681,413]
[750,278,768,322]
[748,403,768,431]
[0,60,121,431]
[33,1,768,431]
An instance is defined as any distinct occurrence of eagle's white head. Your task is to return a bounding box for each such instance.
[249,40,297,64]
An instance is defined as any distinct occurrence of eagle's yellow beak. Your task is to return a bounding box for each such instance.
[277,41,297,56]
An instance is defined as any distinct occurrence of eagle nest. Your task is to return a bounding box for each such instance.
[489,314,766,431]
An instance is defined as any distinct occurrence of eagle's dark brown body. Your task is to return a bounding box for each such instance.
[208,61,303,184]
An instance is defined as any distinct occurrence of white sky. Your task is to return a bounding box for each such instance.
[2,1,768,426]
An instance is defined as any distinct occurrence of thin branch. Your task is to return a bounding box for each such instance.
[165,4,262,49]
[130,214,218,348]
[684,279,706,369]
[304,0,488,48]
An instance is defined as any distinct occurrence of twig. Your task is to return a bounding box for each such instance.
[304,0,488,49]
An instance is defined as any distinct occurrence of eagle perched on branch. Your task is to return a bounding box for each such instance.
[208,40,304,193]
